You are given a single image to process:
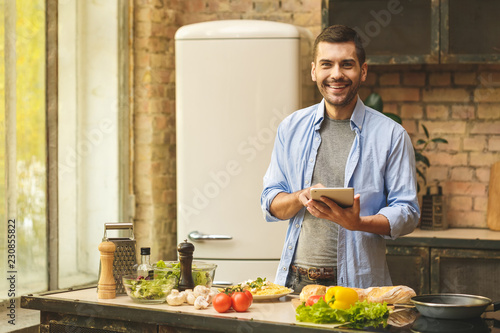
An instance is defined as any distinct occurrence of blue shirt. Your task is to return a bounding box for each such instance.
[261,97,420,288]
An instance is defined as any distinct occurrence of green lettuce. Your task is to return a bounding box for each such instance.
[154,260,212,287]
[296,298,389,327]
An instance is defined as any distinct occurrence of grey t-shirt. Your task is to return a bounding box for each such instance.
[293,116,355,268]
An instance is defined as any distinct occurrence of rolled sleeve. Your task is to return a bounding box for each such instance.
[380,130,420,239]
[261,187,287,222]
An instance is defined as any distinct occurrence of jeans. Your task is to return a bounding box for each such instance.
[285,267,337,294]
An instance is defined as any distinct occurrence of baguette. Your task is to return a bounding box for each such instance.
[299,284,416,305]
[366,285,416,304]
[352,287,370,302]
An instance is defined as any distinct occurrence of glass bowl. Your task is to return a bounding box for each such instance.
[122,274,177,304]
[154,261,217,288]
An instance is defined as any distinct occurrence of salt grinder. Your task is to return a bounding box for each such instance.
[98,241,116,299]
[177,239,195,291]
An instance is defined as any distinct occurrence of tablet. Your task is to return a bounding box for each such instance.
[310,187,354,208]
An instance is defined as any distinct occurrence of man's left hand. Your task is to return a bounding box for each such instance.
[305,194,362,231]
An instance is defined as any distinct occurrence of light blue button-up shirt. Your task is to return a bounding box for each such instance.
[261,97,420,288]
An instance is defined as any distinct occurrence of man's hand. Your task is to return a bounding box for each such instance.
[269,183,325,220]
[298,183,325,206]
[305,194,391,236]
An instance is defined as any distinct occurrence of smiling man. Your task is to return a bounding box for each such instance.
[261,25,420,293]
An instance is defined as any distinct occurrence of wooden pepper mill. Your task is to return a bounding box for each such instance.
[98,241,116,299]
[177,239,195,291]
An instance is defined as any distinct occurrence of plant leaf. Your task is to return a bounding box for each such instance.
[431,138,448,144]
[416,168,427,185]
[422,124,429,139]
[384,113,402,125]
[416,139,426,146]
[415,152,430,167]
[364,93,384,112]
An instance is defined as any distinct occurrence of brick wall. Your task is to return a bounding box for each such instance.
[132,0,500,260]
[132,0,183,260]
[360,65,500,228]
[132,0,321,261]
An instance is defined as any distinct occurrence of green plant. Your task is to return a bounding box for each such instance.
[364,93,448,192]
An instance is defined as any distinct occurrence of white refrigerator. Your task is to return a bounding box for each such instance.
[175,20,303,286]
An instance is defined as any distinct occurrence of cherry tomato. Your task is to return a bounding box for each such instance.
[212,293,232,313]
[244,290,253,306]
[231,292,251,312]
[305,295,324,306]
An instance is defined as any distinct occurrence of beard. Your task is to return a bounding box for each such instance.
[320,72,362,109]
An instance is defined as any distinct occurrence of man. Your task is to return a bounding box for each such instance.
[261,25,420,292]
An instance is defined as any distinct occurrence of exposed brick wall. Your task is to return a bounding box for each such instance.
[132,0,321,261]
[360,65,500,228]
[132,1,500,262]
[132,0,183,261]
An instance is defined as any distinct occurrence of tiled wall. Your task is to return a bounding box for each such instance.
[132,0,500,260]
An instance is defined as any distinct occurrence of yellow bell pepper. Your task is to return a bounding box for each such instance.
[324,286,358,310]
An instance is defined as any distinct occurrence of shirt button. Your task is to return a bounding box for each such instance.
[295,224,299,228]
[316,137,320,141]
[288,246,292,250]
[309,158,313,163]
[305,180,310,185]
[283,267,287,271]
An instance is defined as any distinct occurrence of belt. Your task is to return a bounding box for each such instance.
[290,265,336,280]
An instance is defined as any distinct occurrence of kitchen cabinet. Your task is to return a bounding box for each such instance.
[386,228,500,300]
[322,0,500,64]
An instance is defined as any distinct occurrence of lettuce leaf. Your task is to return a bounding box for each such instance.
[296,298,349,323]
[296,298,389,327]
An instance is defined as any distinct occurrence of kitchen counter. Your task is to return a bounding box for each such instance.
[21,287,500,333]
[388,227,500,250]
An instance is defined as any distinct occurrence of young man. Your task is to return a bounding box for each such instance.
[261,25,420,292]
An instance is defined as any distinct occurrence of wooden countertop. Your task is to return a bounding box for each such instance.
[21,287,414,332]
[405,228,500,240]
[388,228,500,249]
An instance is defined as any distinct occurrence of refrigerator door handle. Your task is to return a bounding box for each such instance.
[188,231,232,241]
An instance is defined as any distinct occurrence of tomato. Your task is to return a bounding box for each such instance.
[305,295,324,306]
[231,292,252,312]
[244,290,253,306]
[212,293,232,313]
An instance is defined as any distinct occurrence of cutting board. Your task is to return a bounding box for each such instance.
[487,161,500,231]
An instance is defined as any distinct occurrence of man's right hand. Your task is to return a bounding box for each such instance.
[270,183,325,220]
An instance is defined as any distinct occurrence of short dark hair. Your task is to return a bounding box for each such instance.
[313,25,366,65]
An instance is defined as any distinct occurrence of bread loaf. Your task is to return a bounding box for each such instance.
[299,285,327,302]
[299,284,416,305]
[366,285,416,304]
[352,287,370,302]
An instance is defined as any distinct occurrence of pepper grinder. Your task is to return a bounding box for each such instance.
[177,239,195,291]
[98,241,116,299]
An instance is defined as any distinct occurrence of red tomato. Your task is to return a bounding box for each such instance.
[231,292,251,312]
[212,293,232,313]
[306,295,324,306]
[244,290,253,306]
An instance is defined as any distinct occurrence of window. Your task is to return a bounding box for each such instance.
[57,0,130,289]
[0,0,47,297]
[0,0,129,299]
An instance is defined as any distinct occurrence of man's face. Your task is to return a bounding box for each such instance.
[311,41,367,114]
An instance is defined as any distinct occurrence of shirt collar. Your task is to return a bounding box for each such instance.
[350,96,365,132]
[315,97,366,131]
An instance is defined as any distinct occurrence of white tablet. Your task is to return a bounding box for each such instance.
[310,187,354,208]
